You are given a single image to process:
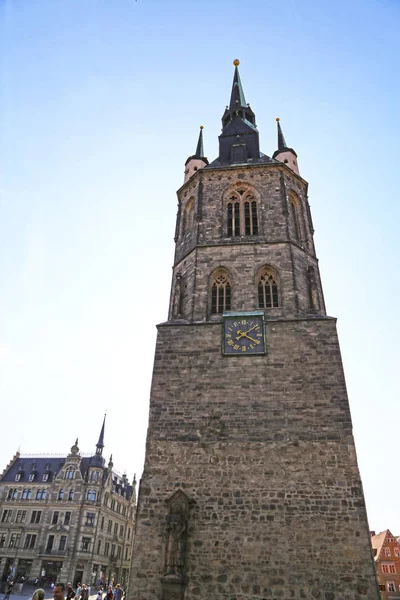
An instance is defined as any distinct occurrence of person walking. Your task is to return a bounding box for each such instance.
[113,585,123,600]
[4,580,14,600]
[66,584,75,600]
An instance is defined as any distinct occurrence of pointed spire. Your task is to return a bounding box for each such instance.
[96,414,106,455]
[195,126,204,158]
[276,118,288,151]
[229,59,247,110]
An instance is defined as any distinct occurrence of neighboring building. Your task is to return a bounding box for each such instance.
[372,530,400,598]
[0,418,135,589]
[129,60,380,599]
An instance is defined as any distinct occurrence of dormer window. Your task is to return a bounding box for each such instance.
[28,473,35,482]
[42,474,48,482]
[91,471,99,481]
[15,474,21,482]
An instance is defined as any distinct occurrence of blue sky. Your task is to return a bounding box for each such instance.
[1,0,399,533]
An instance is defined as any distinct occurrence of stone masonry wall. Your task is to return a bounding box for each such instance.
[130,318,379,600]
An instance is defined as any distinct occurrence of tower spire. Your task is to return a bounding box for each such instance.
[229,59,247,110]
[273,118,299,175]
[218,60,259,165]
[96,413,106,456]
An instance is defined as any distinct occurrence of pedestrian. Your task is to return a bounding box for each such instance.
[4,580,14,600]
[75,583,82,600]
[53,583,65,600]
[32,589,45,600]
[96,589,103,600]
[113,585,123,600]
[105,586,113,600]
[80,586,88,600]
[66,584,75,600]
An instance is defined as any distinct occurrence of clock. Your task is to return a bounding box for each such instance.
[222,312,266,355]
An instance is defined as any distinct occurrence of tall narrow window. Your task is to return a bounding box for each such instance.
[183,198,195,235]
[258,268,279,309]
[211,270,232,315]
[289,192,303,242]
[227,189,258,237]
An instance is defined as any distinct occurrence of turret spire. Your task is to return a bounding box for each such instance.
[183,126,208,184]
[276,118,288,151]
[96,413,106,456]
[195,126,204,158]
[273,118,300,175]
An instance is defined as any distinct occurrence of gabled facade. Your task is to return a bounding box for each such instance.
[372,530,400,598]
[0,420,135,590]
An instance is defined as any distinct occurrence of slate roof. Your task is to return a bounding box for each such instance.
[205,152,276,169]
[0,454,106,483]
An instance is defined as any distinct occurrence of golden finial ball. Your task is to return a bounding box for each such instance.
[233,59,240,67]
[276,117,280,122]
[200,125,204,129]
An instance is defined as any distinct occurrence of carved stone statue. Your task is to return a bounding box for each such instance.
[165,513,187,577]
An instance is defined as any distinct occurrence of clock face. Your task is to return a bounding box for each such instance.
[223,315,265,355]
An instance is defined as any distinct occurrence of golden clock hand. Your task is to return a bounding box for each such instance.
[243,334,258,343]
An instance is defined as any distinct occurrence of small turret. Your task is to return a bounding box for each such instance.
[96,414,106,456]
[184,126,208,184]
[272,118,299,175]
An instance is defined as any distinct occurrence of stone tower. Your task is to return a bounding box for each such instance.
[129,61,379,600]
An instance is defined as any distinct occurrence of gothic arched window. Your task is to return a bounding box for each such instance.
[211,269,232,315]
[58,489,64,501]
[68,489,74,501]
[27,488,32,500]
[258,268,279,309]
[87,490,97,502]
[227,189,258,237]
[42,489,47,500]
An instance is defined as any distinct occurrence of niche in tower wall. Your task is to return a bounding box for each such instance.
[161,490,191,599]
[307,265,320,311]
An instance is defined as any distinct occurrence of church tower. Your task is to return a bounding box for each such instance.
[129,61,379,600]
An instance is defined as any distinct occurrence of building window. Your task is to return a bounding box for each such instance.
[64,512,71,526]
[59,535,67,551]
[105,542,110,556]
[119,524,124,537]
[227,190,258,237]
[107,520,112,533]
[65,468,75,480]
[15,474,21,482]
[111,544,116,558]
[85,512,95,526]
[9,533,21,548]
[7,488,17,500]
[1,510,12,523]
[394,547,400,557]
[46,535,54,552]
[30,511,42,524]
[388,582,396,592]
[114,522,118,535]
[100,517,104,531]
[127,527,131,540]
[28,473,35,482]
[87,490,97,502]
[97,539,101,554]
[0,534,6,547]
[258,268,279,308]
[42,473,49,482]
[36,489,46,500]
[68,489,74,501]
[390,565,396,574]
[91,471,99,481]
[52,511,59,525]
[379,584,385,591]
[385,547,391,557]
[211,269,231,315]
[24,534,37,550]
[41,489,47,501]
[81,537,91,552]
[16,510,26,524]
[58,489,64,501]
[111,499,115,511]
